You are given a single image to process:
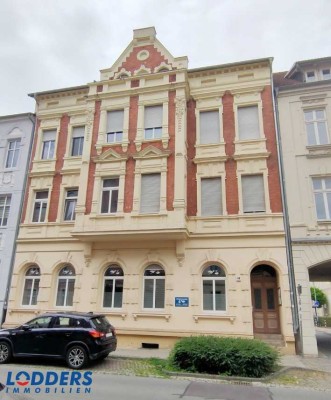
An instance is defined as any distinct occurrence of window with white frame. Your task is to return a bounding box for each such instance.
[103,265,124,308]
[41,130,56,159]
[322,69,331,80]
[201,177,222,216]
[0,194,11,227]
[313,177,331,220]
[144,105,162,140]
[71,126,85,156]
[32,191,48,222]
[56,265,75,307]
[5,139,21,168]
[64,189,78,221]
[140,173,161,214]
[242,174,266,213]
[199,110,220,144]
[306,71,316,82]
[107,110,124,143]
[22,266,40,306]
[304,109,329,145]
[202,265,226,311]
[143,265,165,309]
[238,105,260,140]
[101,178,119,214]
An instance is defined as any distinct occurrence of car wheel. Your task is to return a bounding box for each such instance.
[0,341,11,364]
[66,346,88,369]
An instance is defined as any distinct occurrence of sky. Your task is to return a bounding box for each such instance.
[0,0,330,115]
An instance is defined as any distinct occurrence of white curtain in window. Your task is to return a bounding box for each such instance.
[72,126,85,138]
[201,178,222,216]
[238,106,260,140]
[43,130,56,141]
[144,105,162,129]
[140,174,161,213]
[242,175,265,212]
[200,111,220,144]
[107,110,124,132]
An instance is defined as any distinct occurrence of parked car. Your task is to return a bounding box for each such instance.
[0,312,117,369]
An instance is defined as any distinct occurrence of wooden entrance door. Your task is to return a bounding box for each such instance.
[251,266,280,334]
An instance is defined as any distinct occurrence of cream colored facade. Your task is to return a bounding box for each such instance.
[275,58,331,355]
[6,28,294,352]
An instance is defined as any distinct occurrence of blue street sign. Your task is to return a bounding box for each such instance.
[312,300,320,308]
[175,297,189,307]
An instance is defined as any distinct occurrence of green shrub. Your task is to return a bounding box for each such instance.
[169,336,279,378]
[318,316,331,327]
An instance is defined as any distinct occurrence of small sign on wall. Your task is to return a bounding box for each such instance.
[175,297,189,307]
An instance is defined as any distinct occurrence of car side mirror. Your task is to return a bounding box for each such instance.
[21,324,31,331]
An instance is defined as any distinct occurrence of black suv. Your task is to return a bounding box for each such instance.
[0,312,117,369]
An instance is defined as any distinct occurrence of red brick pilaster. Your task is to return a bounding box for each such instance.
[186,99,197,216]
[167,91,175,211]
[262,85,282,213]
[223,92,239,214]
[48,114,70,222]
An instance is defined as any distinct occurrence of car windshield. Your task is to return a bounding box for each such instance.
[91,316,110,330]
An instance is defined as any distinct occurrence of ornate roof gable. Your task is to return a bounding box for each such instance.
[100,27,188,80]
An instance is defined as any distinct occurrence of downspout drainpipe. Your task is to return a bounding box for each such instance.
[1,113,36,327]
[270,66,301,352]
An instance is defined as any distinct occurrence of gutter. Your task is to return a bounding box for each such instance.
[1,113,36,326]
[271,77,300,338]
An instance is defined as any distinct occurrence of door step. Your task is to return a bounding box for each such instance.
[254,333,285,348]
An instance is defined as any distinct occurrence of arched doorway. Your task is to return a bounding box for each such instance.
[251,265,281,334]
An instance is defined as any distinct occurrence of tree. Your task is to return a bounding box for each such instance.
[310,287,328,308]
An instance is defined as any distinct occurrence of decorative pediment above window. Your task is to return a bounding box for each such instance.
[133,145,171,160]
[114,68,132,80]
[154,62,172,73]
[134,65,152,76]
[94,148,128,163]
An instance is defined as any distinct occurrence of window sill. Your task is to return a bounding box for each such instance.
[101,311,127,320]
[8,308,40,315]
[317,220,331,224]
[91,213,125,219]
[131,212,168,218]
[193,314,235,324]
[133,312,171,322]
[306,144,331,158]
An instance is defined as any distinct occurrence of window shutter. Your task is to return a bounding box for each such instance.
[43,130,56,141]
[242,175,265,212]
[200,111,220,144]
[140,174,161,213]
[238,106,260,139]
[107,110,124,132]
[144,106,162,129]
[72,126,85,138]
[201,178,222,216]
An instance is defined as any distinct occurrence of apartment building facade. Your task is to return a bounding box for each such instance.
[274,57,331,355]
[5,28,295,351]
[0,113,35,326]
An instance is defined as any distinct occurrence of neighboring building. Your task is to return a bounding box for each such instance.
[274,57,331,355]
[0,113,35,326]
[5,28,295,352]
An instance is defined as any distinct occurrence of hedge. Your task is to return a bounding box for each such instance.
[169,336,279,378]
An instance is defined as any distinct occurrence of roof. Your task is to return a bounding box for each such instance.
[273,71,302,88]
[285,56,331,79]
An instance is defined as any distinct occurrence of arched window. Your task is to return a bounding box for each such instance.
[202,265,226,311]
[56,265,75,307]
[143,265,165,309]
[103,265,124,308]
[22,266,40,306]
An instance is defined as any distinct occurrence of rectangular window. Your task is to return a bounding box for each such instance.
[143,278,165,309]
[313,177,331,220]
[64,189,78,221]
[238,105,260,140]
[306,71,316,82]
[242,175,265,213]
[71,126,85,156]
[32,191,48,222]
[322,69,331,80]
[103,279,123,308]
[0,195,11,227]
[41,130,56,159]
[5,139,21,168]
[201,177,222,216]
[101,178,119,214]
[304,109,329,145]
[107,110,124,143]
[199,110,220,144]
[144,105,162,140]
[22,278,40,306]
[140,173,161,214]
